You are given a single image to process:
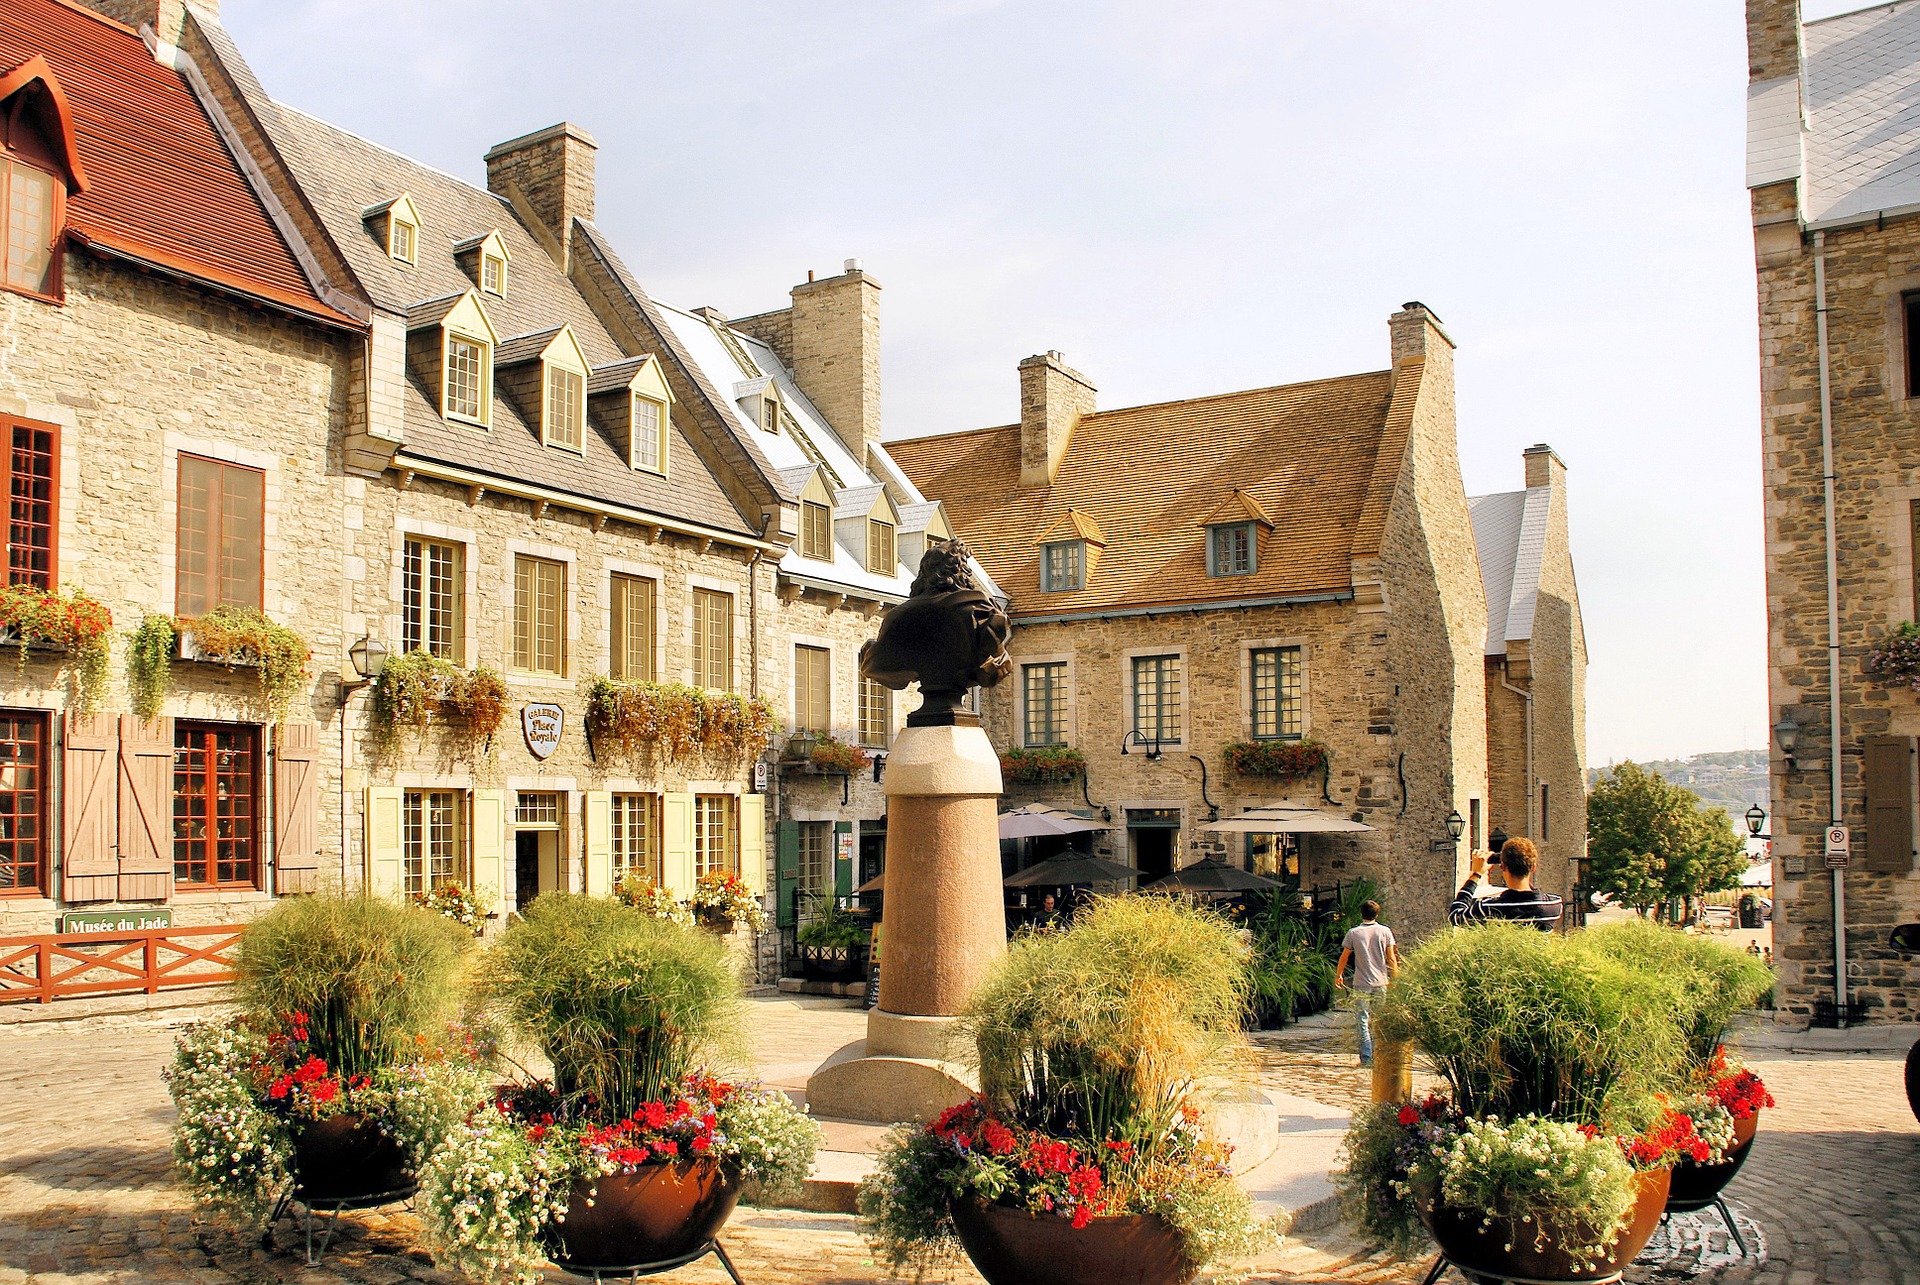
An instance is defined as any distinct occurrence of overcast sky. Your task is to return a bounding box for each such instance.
[225,1,1790,767]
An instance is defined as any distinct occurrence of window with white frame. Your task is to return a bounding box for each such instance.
[694,794,737,878]
[545,363,585,451]
[1131,654,1183,744]
[632,395,666,473]
[388,216,417,263]
[1022,662,1068,747]
[1207,522,1256,577]
[1040,541,1084,592]
[611,793,660,885]
[402,789,461,896]
[481,253,506,295]
[402,536,463,660]
[860,677,892,749]
[445,332,489,423]
[1249,646,1302,740]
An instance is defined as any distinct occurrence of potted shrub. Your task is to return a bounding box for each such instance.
[1221,739,1329,781]
[795,904,871,980]
[858,896,1277,1284]
[1339,924,1697,1281]
[165,894,487,1230]
[688,869,766,935]
[614,875,696,927]
[0,583,112,714]
[998,744,1086,786]
[416,895,819,1283]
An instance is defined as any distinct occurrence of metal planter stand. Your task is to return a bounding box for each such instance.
[549,1238,744,1283]
[263,1182,417,1266]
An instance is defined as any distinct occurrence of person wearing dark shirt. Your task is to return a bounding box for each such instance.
[1448,836,1562,930]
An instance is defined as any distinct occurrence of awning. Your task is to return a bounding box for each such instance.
[1739,862,1772,888]
[999,804,1109,840]
[1201,805,1374,834]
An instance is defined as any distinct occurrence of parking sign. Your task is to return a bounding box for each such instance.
[1825,824,1850,868]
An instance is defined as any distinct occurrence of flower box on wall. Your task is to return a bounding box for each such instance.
[999,745,1086,786]
[0,626,65,655]
[1222,739,1329,781]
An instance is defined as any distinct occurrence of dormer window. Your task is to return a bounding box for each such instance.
[1040,540,1084,592]
[632,395,666,473]
[545,363,585,451]
[408,290,498,428]
[1207,522,1256,577]
[802,500,832,561]
[591,353,675,475]
[761,392,780,433]
[1,154,55,295]
[867,518,896,575]
[0,57,89,303]
[389,215,417,263]
[481,252,506,295]
[365,193,422,265]
[445,332,489,422]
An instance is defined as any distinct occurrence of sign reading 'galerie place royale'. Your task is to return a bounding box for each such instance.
[522,703,564,760]
[60,909,173,933]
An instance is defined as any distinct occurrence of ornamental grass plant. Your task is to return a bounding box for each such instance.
[1578,920,1775,1069]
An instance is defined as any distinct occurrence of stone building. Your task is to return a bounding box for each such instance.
[892,305,1512,940]
[1747,0,1920,1023]
[1468,445,1588,903]
[0,0,364,936]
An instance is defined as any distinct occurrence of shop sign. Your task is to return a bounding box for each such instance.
[522,703,564,760]
[60,908,172,933]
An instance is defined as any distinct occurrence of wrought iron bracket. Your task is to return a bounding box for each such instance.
[1188,755,1220,822]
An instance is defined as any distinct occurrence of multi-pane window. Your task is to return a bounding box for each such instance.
[402,536,463,659]
[176,455,264,617]
[867,519,896,575]
[610,574,656,681]
[1207,522,1256,577]
[632,396,665,473]
[860,677,892,749]
[0,711,46,896]
[4,417,56,590]
[1250,646,1303,740]
[760,395,779,433]
[1022,662,1068,747]
[1040,541,1083,592]
[513,554,566,675]
[692,588,733,691]
[1130,654,1183,745]
[445,333,488,422]
[694,794,737,878]
[389,216,416,263]
[515,792,561,828]
[802,501,832,561]
[795,645,831,735]
[3,155,57,296]
[403,789,460,896]
[545,364,585,450]
[481,253,506,295]
[172,722,258,890]
[798,820,833,898]
[611,793,660,885]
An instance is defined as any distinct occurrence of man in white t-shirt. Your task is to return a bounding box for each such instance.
[1335,900,1399,1067]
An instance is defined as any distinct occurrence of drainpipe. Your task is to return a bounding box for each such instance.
[1498,665,1534,839]
[1812,230,1849,1020]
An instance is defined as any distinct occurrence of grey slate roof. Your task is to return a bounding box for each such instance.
[1468,487,1548,656]
[495,327,564,367]
[257,103,752,536]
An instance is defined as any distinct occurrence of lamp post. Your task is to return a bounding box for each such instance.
[341,634,389,701]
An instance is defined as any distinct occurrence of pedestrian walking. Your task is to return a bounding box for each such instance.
[1447,836,1563,929]
[1335,899,1398,1066]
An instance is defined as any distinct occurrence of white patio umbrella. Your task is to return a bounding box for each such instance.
[998,804,1110,840]
[1200,805,1374,834]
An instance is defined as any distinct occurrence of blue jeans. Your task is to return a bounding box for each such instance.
[1354,986,1385,1064]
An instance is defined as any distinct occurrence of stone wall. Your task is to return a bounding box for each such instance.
[0,256,355,935]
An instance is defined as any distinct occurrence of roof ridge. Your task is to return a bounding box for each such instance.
[271,100,505,202]
[1805,0,1920,26]
[1080,368,1394,421]
[46,0,137,36]
[890,422,1019,448]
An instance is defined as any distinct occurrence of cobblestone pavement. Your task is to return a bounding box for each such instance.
[0,1008,1914,1284]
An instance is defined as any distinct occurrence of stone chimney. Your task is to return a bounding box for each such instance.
[81,0,217,45]
[1018,351,1095,488]
[786,260,882,464]
[1388,301,1455,372]
[484,123,597,247]
[1523,443,1566,492]
[1748,0,1801,84]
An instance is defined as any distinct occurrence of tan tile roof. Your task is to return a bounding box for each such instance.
[888,370,1397,616]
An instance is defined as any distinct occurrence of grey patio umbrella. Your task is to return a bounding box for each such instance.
[998,804,1110,840]
[1142,856,1286,894]
[1003,851,1140,888]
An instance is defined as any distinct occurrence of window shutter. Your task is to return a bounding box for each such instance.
[274,724,321,894]
[364,787,403,897]
[738,794,767,897]
[776,820,800,929]
[116,716,173,902]
[661,792,695,897]
[471,789,506,913]
[583,790,613,896]
[61,713,118,903]
[834,820,854,899]
[1863,734,1916,874]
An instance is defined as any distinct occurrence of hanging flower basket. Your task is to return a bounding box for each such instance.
[587,678,778,768]
[807,736,872,775]
[369,651,507,748]
[999,745,1086,786]
[133,606,312,722]
[1867,623,1920,690]
[0,583,111,715]
[1222,739,1328,781]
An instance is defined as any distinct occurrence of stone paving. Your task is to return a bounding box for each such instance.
[0,1001,1915,1284]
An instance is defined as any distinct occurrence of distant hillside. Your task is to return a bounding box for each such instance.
[1588,749,1768,817]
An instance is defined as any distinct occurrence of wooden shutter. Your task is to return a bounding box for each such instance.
[661,792,695,897]
[364,787,403,897]
[738,794,767,897]
[274,724,320,894]
[116,715,173,901]
[833,820,854,899]
[471,789,506,913]
[583,790,613,896]
[62,713,118,903]
[1863,734,1916,874]
[776,820,800,928]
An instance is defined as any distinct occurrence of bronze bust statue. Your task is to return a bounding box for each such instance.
[859,539,1012,726]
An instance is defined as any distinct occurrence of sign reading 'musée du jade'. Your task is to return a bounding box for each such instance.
[61,908,172,933]
[522,702,564,761]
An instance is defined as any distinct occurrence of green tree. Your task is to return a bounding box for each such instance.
[1585,762,1748,920]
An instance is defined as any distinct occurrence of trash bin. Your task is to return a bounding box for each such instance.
[1739,895,1761,929]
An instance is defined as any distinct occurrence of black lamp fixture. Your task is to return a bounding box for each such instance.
[1773,713,1800,770]
[1445,809,1466,843]
[1120,729,1162,761]
[1745,804,1768,839]
[340,634,389,703]
[1489,825,1510,853]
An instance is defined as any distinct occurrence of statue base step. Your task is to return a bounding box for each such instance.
[804,1038,977,1125]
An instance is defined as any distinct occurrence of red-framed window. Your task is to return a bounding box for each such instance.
[176,454,264,617]
[0,709,48,896]
[0,415,56,590]
[172,721,260,890]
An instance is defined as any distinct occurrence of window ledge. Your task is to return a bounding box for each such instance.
[171,888,271,904]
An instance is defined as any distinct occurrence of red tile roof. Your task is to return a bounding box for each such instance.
[0,0,357,327]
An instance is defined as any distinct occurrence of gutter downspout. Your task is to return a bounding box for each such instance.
[1498,665,1535,841]
[1813,230,1850,1021]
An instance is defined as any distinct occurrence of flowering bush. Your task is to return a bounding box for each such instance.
[1868,621,1920,690]
[613,876,694,927]
[1706,1064,1774,1121]
[418,1073,819,1284]
[0,583,112,715]
[689,869,766,934]
[807,735,872,774]
[1438,1116,1637,1271]
[1222,738,1330,780]
[998,744,1085,785]
[1336,1094,1464,1254]
[415,881,488,933]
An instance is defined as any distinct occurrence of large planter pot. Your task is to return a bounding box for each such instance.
[798,942,867,981]
[1906,1038,1920,1125]
[950,1200,1196,1285]
[546,1159,741,1272]
[290,1113,413,1205]
[1419,1166,1671,1284]
[1666,1110,1759,1213]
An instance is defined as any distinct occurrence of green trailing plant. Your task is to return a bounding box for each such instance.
[370,650,509,749]
[586,676,778,768]
[998,743,1086,785]
[797,903,871,950]
[1222,738,1329,780]
[480,893,745,1118]
[1578,920,1775,1070]
[182,605,313,722]
[127,614,176,720]
[0,585,113,716]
